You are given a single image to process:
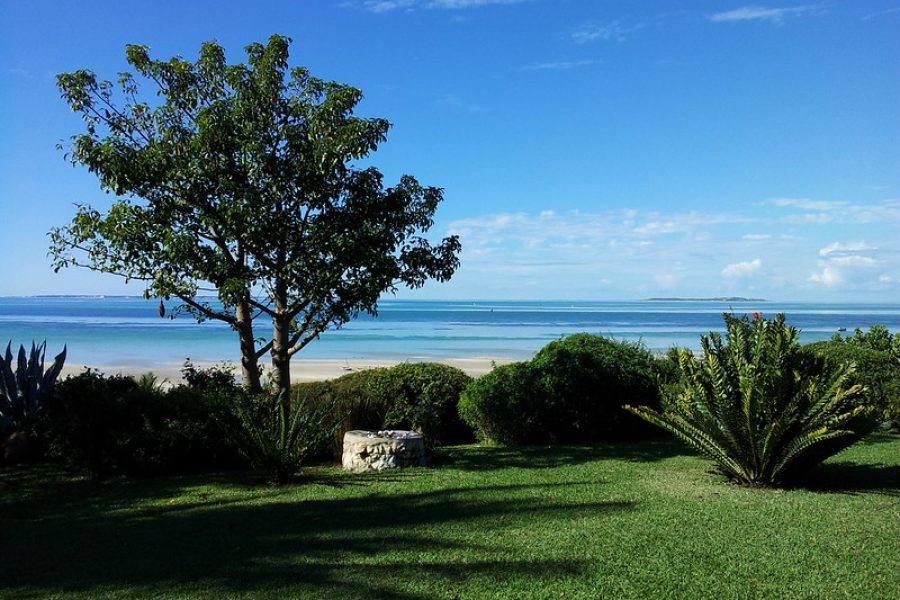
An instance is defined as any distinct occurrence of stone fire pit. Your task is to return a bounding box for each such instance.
[342,430,427,472]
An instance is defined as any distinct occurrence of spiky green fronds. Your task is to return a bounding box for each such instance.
[0,340,67,434]
[627,314,877,487]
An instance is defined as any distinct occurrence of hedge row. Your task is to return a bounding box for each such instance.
[19,329,898,478]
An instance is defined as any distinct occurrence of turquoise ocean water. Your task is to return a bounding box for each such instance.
[1,297,898,368]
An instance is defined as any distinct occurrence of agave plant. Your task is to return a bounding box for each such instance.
[0,340,67,434]
[627,314,876,487]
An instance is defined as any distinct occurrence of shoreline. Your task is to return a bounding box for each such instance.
[59,356,517,383]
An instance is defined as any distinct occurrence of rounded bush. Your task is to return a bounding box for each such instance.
[458,361,543,445]
[294,362,473,456]
[459,334,664,445]
[804,340,900,430]
[368,362,474,444]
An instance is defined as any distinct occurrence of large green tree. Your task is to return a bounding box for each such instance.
[52,35,461,393]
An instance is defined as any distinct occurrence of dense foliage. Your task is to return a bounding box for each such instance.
[43,368,242,478]
[839,324,900,357]
[627,314,879,487]
[294,362,473,456]
[805,327,900,431]
[294,373,387,458]
[457,361,543,446]
[220,389,338,485]
[363,363,474,444]
[459,334,665,445]
[52,35,460,393]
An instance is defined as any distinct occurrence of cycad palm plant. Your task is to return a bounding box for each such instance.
[225,389,339,485]
[627,314,876,487]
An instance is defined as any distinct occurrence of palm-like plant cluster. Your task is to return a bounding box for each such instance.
[223,390,339,485]
[628,314,877,486]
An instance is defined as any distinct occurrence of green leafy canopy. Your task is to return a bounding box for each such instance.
[52,35,461,391]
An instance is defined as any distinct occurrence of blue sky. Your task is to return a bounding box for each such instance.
[1,0,898,301]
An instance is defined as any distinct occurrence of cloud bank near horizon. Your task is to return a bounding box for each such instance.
[431,197,900,300]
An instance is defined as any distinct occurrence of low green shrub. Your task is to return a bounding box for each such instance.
[627,314,879,487]
[294,371,389,458]
[367,363,473,444]
[841,324,900,357]
[43,368,243,478]
[294,362,473,456]
[805,338,900,431]
[458,361,543,445]
[459,334,665,445]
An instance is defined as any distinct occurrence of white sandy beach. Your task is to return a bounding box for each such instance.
[60,356,516,384]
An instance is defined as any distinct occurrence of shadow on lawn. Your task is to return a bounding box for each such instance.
[2,471,628,598]
[440,435,689,472]
[799,435,900,496]
[801,462,900,496]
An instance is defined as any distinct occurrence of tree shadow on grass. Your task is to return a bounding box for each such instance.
[439,435,690,472]
[2,473,631,599]
[800,462,900,496]
[796,434,900,496]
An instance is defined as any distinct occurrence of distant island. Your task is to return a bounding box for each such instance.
[647,297,767,302]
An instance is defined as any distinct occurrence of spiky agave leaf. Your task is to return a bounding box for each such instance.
[0,340,67,433]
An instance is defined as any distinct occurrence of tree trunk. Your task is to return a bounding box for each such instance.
[271,312,292,398]
[235,300,262,393]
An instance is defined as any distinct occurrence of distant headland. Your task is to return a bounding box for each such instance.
[647,297,767,302]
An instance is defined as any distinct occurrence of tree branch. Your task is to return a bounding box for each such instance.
[287,325,327,357]
[247,297,277,318]
[254,339,275,360]
[172,292,236,325]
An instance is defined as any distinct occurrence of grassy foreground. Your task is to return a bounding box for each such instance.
[3,436,899,599]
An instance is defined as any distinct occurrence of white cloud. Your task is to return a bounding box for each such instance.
[431,0,526,6]
[768,198,900,224]
[361,0,416,12]
[654,273,680,289]
[709,5,815,24]
[829,255,878,267]
[808,242,881,289]
[862,7,900,21]
[359,0,528,12]
[436,202,898,300]
[818,241,875,257]
[769,197,847,211]
[571,21,641,43]
[808,266,842,287]
[524,59,601,71]
[631,211,750,236]
[722,259,762,279]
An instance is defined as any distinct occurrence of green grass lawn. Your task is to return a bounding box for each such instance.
[3,435,899,599]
